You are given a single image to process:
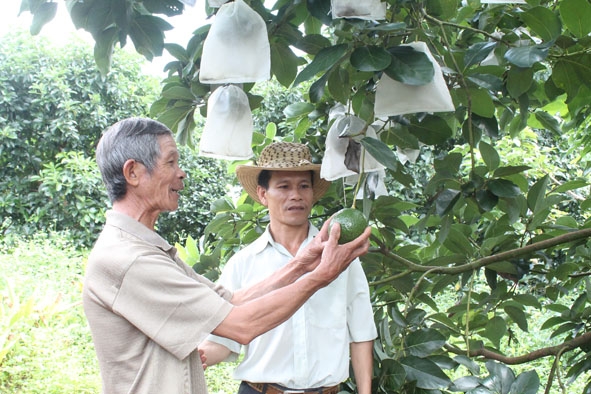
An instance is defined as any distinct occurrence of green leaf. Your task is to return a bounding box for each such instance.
[488,179,521,198]
[30,1,57,35]
[365,22,407,32]
[442,226,474,256]
[295,34,332,55]
[559,0,591,38]
[385,46,435,86]
[484,316,507,348]
[380,358,406,391]
[283,102,315,119]
[506,67,533,99]
[164,43,188,63]
[493,165,530,177]
[504,305,529,332]
[162,86,194,101]
[293,44,348,87]
[327,67,351,104]
[479,141,500,171]
[468,88,495,118]
[527,175,548,213]
[93,27,118,75]
[510,370,540,394]
[521,6,562,41]
[271,44,299,88]
[408,115,453,145]
[464,42,497,68]
[350,46,391,72]
[534,111,561,135]
[552,58,591,98]
[504,45,549,68]
[553,179,589,193]
[309,73,328,103]
[400,355,452,390]
[360,137,398,172]
[405,329,446,357]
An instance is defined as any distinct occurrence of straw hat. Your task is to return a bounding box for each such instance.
[236,142,331,204]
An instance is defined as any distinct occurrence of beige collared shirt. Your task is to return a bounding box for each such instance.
[83,210,233,394]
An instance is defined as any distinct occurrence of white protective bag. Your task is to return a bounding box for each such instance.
[321,113,384,181]
[199,85,254,160]
[374,41,455,117]
[331,0,386,20]
[208,0,229,8]
[200,0,270,84]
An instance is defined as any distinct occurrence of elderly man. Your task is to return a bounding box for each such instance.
[82,118,371,394]
[200,142,377,394]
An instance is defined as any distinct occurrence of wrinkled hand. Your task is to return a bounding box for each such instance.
[293,219,332,272]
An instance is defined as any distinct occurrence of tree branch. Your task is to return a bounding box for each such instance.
[369,227,591,285]
[444,331,591,365]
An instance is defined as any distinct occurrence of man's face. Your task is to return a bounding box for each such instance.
[137,135,186,214]
[257,171,314,228]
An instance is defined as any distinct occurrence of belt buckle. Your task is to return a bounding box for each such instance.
[283,391,306,394]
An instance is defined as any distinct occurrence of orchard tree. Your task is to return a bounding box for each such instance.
[21,0,591,392]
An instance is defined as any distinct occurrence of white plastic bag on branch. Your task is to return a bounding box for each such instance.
[199,85,254,160]
[200,0,270,84]
[374,41,455,117]
[331,0,386,20]
[349,169,388,200]
[207,0,229,8]
[321,114,384,181]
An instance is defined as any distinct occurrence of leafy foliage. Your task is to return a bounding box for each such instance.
[23,0,591,392]
[0,31,158,246]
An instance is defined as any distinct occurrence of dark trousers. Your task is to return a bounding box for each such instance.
[238,381,260,394]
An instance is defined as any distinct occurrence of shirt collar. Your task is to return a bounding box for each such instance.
[105,210,174,253]
[250,222,319,255]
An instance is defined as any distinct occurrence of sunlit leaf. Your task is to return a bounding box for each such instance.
[521,6,561,41]
[293,44,348,86]
[559,0,591,38]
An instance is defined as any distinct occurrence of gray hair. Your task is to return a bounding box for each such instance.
[96,117,173,202]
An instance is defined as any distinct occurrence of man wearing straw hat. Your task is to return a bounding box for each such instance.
[83,119,371,394]
[200,142,377,394]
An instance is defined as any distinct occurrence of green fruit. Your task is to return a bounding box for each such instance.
[329,208,368,244]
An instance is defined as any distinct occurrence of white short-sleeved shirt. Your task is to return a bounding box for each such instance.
[83,210,234,394]
[207,224,377,388]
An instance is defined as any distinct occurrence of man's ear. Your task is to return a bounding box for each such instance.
[122,159,142,186]
[256,185,268,206]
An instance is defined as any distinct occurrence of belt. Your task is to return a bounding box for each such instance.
[245,382,340,394]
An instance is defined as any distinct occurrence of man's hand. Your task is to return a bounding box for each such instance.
[311,220,371,285]
[292,218,333,272]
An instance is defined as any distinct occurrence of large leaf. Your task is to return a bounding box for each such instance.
[488,179,521,198]
[527,175,549,214]
[479,141,500,171]
[30,1,57,35]
[350,46,391,72]
[408,115,453,145]
[521,6,562,42]
[464,42,497,68]
[506,67,533,100]
[510,370,540,394]
[400,356,451,390]
[504,45,549,68]
[559,0,591,38]
[405,328,446,357]
[504,305,529,332]
[270,44,299,88]
[293,44,348,87]
[360,137,398,172]
[385,46,434,86]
